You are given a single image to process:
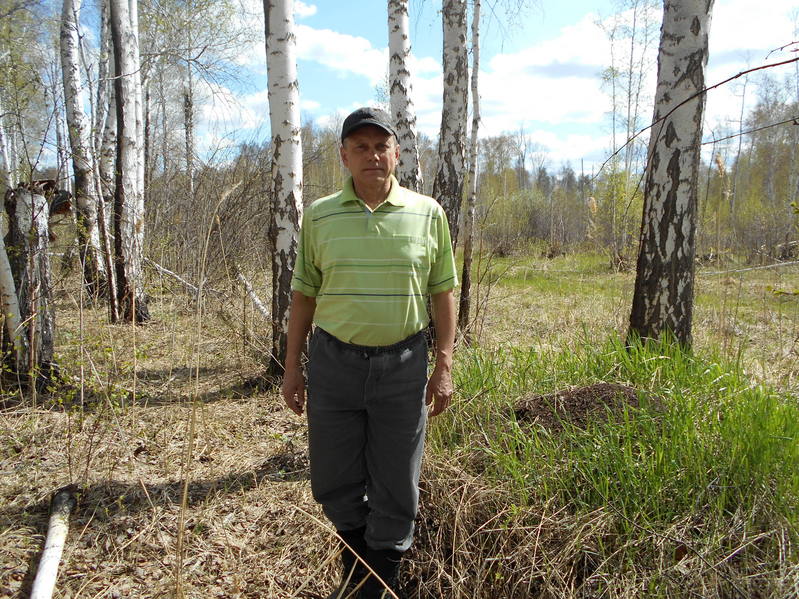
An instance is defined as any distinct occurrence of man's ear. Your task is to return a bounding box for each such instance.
[340,143,348,168]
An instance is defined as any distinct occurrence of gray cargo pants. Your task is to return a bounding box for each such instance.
[306,328,428,552]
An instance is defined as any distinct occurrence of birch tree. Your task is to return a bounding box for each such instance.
[628,0,714,346]
[0,96,15,189]
[4,185,55,380]
[388,0,423,192]
[264,0,303,376]
[60,0,106,293]
[458,0,480,337]
[0,205,22,366]
[110,0,149,323]
[433,0,468,248]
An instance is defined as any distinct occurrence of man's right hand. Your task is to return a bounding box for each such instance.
[282,366,306,416]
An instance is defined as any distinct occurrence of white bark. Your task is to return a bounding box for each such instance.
[54,103,70,193]
[129,0,145,198]
[0,97,14,189]
[95,0,117,308]
[433,0,468,249]
[458,0,480,336]
[97,50,118,316]
[388,0,422,192]
[145,257,199,296]
[5,187,55,374]
[0,213,23,365]
[94,0,111,160]
[110,0,149,322]
[99,61,117,203]
[236,269,270,320]
[629,0,714,345]
[61,0,107,290]
[264,0,303,373]
[30,488,76,599]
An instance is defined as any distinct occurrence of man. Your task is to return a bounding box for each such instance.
[281,106,457,599]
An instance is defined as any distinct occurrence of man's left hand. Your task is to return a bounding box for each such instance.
[426,365,453,417]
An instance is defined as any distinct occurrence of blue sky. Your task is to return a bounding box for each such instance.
[204,0,799,169]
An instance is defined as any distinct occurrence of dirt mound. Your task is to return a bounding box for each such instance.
[513,382,642,429]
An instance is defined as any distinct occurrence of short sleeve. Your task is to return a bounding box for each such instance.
[427,206,458,295]
[291,207,322,297]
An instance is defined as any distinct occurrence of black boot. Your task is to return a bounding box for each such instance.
[359,547,403,599]
[326,527,368,599]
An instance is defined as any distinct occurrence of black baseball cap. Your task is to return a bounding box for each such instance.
[340,107,397,142]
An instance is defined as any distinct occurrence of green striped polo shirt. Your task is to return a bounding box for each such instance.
[291,175,457,346]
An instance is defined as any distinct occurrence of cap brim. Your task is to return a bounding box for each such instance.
[342,121,397,141]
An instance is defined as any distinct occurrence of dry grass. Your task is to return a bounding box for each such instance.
[0,279,341,599]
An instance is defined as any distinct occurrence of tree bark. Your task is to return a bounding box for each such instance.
[183,72,195,198]
[4,185,55,379]
[61,0,107,294]
[110,0,149,323]
[54,100,71,193]
[628,0,714,346]
[0,204,23,366]
[388,0,423,192]
[97,42,120,321]
[30,487,76,599]
[0,97,15,189]
[457,0,480,339]
[264,0,303,376]
[433,0,468,249]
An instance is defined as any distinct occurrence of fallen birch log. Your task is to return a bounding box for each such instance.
[144,258,200,297]
[143,258,222,298]
[236,269,270,320]
[30,486,77,599]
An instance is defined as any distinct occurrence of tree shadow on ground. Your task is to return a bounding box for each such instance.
[0,369,279,411]
[4,446,309,597]
[1,445,309,524]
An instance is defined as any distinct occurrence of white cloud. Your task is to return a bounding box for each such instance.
[295,1,317,18]
[294,24,388,85]
[703,0,799,135]
[416,13,614,164]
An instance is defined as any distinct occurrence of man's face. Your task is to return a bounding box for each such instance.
[340,125,400,187]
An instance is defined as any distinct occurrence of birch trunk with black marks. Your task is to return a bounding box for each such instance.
[110,0,149,323]
[183,72,195,199]
[433,0,468,249]
[96,2,118,317]
[458,0,480,338]
[264,0,303,376]
[54,102,70,192]
[61,0,107,294]
[628,0,714,346]
[0,208,23,366]
[183,7,196,200]
[4,186,55,378]
[130,0,145,202]
[388,0,422,192]
[95,0,111,161]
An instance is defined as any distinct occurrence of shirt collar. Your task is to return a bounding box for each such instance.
[339,175,406,207]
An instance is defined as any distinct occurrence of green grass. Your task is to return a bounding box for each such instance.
[428,335,799,587]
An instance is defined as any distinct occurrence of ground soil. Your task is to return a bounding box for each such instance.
[513,382,646,430]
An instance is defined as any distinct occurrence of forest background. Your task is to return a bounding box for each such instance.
[1,0,799,598]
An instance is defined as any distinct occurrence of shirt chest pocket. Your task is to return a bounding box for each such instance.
[392,235,429,267]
